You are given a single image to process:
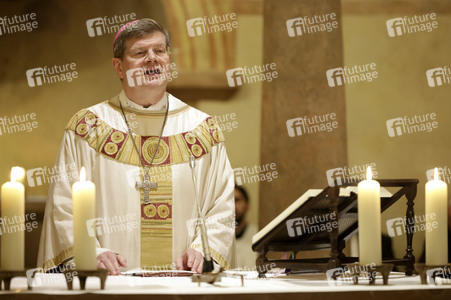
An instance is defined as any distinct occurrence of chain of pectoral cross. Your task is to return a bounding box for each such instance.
[119,98,169,204]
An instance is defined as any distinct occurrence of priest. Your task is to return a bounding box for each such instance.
[37,19,235,275]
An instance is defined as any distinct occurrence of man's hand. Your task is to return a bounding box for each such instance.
[97,251,127,275]
[176,248,203,273]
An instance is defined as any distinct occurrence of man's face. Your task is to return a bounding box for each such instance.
[234,188,249,222]
[113,31,171,89]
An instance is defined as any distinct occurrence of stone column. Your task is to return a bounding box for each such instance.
[259,0,347,228]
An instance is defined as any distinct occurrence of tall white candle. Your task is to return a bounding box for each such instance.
[425,168,448,265]
[72,167,97,270]
[1,167,25,270]
[358,166,382,265]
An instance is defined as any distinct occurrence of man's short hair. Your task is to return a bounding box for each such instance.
[113,18,171,59]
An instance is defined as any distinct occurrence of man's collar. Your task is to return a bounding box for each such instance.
[119,90,167,112]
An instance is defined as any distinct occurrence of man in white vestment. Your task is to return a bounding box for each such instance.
[37,19,235,275]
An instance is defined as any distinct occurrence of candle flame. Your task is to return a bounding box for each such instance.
[80,167,86,182]
[366,166,372,181]
[10,166,25,183]
[434,167,439,181]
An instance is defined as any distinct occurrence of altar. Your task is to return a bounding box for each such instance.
[1,272,451,300]
[1,1,451,300]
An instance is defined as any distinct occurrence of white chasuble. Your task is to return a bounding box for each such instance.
[37,91,236,271]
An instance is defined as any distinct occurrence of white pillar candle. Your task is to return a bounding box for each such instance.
[425,167,448,265]
[72,167,97,270]
[358,166,382,265]
[1,167,25,270]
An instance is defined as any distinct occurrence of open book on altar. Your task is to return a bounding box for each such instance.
[252,186,393,247]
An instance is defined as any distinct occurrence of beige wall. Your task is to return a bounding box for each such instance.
[342,8,451,259]
[197,14,263,227]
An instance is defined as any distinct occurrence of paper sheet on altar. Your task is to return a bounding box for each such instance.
[121,269,196,277]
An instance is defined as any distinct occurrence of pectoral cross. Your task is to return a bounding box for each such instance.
[135,171,158,204]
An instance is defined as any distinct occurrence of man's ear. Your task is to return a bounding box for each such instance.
[244,202,250,213]
[167,46,172,61]
[112,58,123,79]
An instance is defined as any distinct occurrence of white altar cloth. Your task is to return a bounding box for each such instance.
[2,271,451,295]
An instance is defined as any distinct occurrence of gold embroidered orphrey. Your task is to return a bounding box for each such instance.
[119,100,169,204]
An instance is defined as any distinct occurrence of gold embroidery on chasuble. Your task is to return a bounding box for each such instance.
[65,109,224,268]
[140,165,172,268]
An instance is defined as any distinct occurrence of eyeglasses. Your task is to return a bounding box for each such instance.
[130,46,170,59]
